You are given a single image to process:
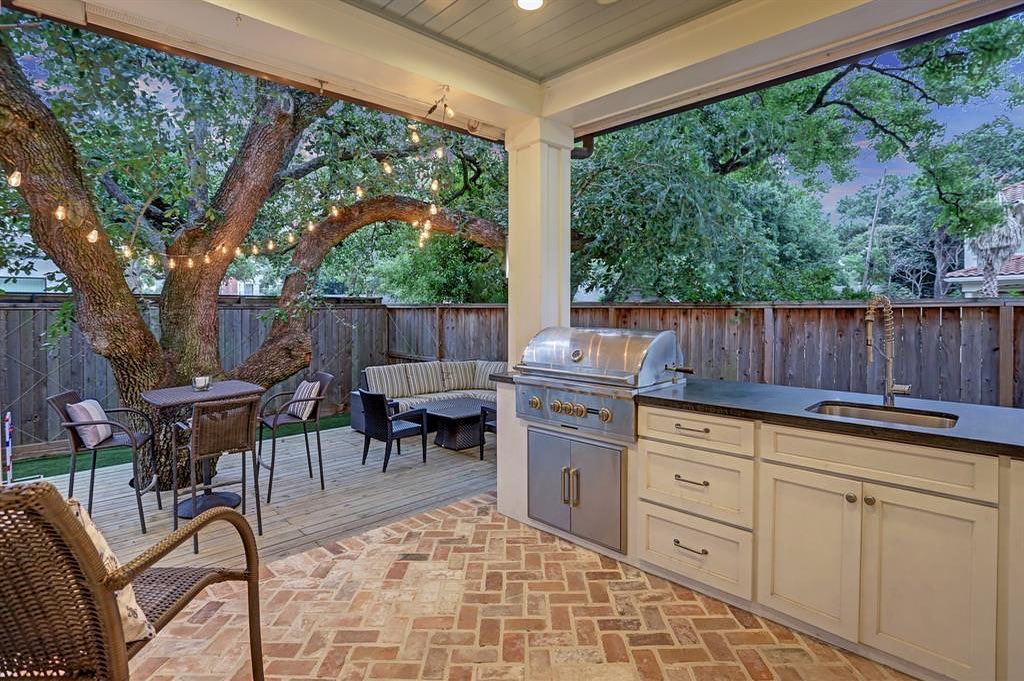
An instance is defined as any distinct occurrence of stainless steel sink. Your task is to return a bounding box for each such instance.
[806,401,959,429]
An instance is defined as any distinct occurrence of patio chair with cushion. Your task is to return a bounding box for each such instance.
[0,481,264,680]
[47,389,162,533]
[172,395,262,552]
[358,389,428,472]
[479,404,497,461]
[256,371,334,503]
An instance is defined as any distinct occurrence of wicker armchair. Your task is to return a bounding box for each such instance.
[0,481,264,680]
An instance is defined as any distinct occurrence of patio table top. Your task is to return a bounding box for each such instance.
[140,379,264,409]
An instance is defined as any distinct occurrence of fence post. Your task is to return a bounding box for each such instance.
[435,306,445,360]
[762,306,776,384]
[999,304,1014,407]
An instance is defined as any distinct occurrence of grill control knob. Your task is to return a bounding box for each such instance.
[574,403,587,418]
[561,401,575,415]
[598,408,613,423]
[550,400,562,413]
[528,395,542,410]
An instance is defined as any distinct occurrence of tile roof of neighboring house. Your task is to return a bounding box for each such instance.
[1001,179,1024,205]
[946,253,1024,279]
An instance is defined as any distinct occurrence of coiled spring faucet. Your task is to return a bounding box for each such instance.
[865,295,911,407]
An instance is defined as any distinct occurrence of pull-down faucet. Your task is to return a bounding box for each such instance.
[865,295,911,407]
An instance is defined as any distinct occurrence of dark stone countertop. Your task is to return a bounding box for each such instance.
[490,372,516,385]
[638,378,1024,458]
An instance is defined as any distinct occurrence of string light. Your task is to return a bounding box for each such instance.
[122,244,132,257]
[6,170,21,188]
[187,257,194,269]
[251,244,259,255]
[430,178,440,192]
[382,160,393,175]
[429,202,438,215]
[287,232,296,244]
[86,229,98,243]
[444,104,455,118]
[410,128,421,144]
[147,253,156,266]
[307,220,316,232]
[203,253,211,264]
[235,246,243,257]
[267,239,275,251]
[412,220,420,227]
[355,185,364,199]
[434,146,444,159]
[423,219,432,231]
[54,205,67,221]
[169,258,177,269]
[330,205,339,218]
[219,244,227,255]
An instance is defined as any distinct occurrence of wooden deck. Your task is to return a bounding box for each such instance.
[40,426,497,569]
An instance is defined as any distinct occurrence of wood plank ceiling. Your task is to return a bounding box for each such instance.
[341,0,737,81]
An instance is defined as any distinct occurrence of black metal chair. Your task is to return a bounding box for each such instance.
[172,396,262,553]
[480,405,497,461]
[47,390,162,533]
[256,372,334,503]
[358,390,428,472]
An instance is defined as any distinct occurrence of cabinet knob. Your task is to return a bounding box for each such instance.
[845,492,858,504]
[864,495,876,506]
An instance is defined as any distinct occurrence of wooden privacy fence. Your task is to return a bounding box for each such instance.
[0,295,389,457]
[3,296,1022,458]
[387,301,1024,409]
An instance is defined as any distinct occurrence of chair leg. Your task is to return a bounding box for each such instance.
[131,448,148,534]
[241,448,247,515]
[67,450,77,499]
[247,575,265,681]
[479,421,485,461]
[87,449,98,514]
[266,431,278,504]
[251,448,263,535]
[362,434,371,465]
[421,429,427,464]
[151,438,163,510]
[190,452,200,554]
[382,438,393,473]
[315,422,325,491]
[397,438,402,457]
[172,448,179,532]
[302,422,313,479]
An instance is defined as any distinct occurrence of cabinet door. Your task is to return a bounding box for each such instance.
[757,463,861,640]
[860,484,997,681]
[569,440,623,552]
[527,430,571,532]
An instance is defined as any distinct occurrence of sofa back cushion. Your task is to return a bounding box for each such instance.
[474,361,507,391]
[441,361,477,391]
[406,361,445,395]
[364,364,413,398]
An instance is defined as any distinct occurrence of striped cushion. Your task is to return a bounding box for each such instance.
[66,399,111,448]
[406,361,445,395]
[287,380,320,420]
[441,361,477,391]
[364,364,413,398]
[473,361,508,391]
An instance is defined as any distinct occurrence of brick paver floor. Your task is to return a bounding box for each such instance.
[130,493,915,681]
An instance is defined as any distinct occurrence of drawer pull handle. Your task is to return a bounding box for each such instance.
[674,423,711,435]
[674,474,710,487]
[570,468,581,507]
[673,538,709,556]
[560,466,570,505]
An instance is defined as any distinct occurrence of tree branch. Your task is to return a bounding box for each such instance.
[97,172,168,254]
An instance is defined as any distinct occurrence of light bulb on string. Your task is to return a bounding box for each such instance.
[412,220,420,228]
[55,205,67,221]
[86,229,98,243]
[203,253,211,264]
[235,246,243,257]
[355,185,364,199]
[430,178,439,192]
[267,239,275,251]
[429,202,437,215]
[6,170,22,188]
[147,253,156,266]
[434,146,444,159]
[382,160,393,175]
[169,258,177,270]
[444,104,455,118]
[423,219,432,231]
[287,232,296,244]
[410,129,420,144]
[251,244,259,255]
[219,244,227,255]
[307,220,316,232]
[187,257,194,269]
[330,205,339,218]
[122,245,132,257]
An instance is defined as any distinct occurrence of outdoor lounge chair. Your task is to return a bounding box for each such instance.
[47,389,162,533]
[358,389,428,472]
[0,481,264,680]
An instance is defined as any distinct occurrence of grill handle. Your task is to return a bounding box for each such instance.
[668,365,695,374]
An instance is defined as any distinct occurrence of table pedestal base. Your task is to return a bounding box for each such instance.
[176,491,241,518]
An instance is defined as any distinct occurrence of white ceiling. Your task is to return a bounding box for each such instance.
[341,0,737,81]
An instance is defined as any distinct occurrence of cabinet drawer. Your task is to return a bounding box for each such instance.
[639,407,754,456]
[760,425,998,503]
[638,439,754,528]
[636,500,752,600]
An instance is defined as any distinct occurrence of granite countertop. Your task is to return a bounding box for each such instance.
[638,378,1024,458]
[490,371,516,385]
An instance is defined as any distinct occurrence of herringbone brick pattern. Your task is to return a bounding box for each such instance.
[130,494,915,681]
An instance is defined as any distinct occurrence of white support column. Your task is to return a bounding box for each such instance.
[497,117,572,521]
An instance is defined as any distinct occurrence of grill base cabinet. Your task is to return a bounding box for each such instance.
[527,429,623,553]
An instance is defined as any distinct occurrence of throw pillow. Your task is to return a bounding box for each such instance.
[474,361,508,391]
[66,399,112,448]
[68,498,156,643]
[288,380,320,420]
[441,361,477,391]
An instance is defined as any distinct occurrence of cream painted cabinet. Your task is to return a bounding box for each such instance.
[860,483,997,681]
[756,463,862,641]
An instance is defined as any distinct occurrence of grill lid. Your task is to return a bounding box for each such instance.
[515,326,684,388]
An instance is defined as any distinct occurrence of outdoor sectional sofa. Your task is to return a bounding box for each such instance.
[350,360,506,434]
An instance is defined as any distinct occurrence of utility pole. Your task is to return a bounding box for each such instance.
[862,168,887,290]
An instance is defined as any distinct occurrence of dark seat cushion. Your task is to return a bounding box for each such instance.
[259,413,304,428]
[95,430,152,450]
[390,419,423,439]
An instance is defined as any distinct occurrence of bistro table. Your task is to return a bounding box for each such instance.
[423,397,496,451]
[141,379,264,519]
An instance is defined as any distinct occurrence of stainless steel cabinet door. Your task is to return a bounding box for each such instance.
[569,440,623,552]
[527,430,571,532]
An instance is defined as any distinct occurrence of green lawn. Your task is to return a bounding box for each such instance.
[14,412,352,480]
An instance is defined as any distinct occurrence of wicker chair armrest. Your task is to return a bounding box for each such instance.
[272,395,325,419]
[61,419,141,448]
[387,400,400,415]
[259,390,295,417]
[104,507,259,591]
[391,407,426,422]
[106,407,156,434]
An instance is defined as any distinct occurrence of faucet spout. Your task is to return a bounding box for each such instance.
[865,295,910,406]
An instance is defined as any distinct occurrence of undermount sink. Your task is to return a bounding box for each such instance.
[806,401,959,429]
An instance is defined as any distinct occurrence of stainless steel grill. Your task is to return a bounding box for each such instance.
[514,327,686,442]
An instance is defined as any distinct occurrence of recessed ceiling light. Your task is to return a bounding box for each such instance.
[516,0,543,10]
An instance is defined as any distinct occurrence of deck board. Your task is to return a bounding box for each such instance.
[40,426,497,569]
